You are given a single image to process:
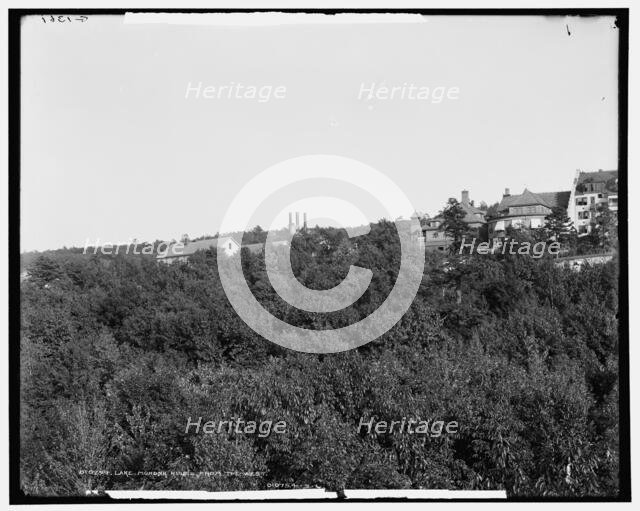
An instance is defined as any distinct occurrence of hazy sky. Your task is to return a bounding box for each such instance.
[21,13,619,251]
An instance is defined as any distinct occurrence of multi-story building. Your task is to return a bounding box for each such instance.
[568,170,618,235]
[421,190,486,252]
[488,188,571,239]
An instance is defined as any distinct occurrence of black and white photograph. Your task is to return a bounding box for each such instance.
[7,5,632,504]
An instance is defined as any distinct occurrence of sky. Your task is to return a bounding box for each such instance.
[20,13,619,251]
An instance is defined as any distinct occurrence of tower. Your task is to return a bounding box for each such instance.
[289,212,295,235]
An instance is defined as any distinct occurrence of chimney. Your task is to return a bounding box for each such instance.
[461,190,469,205]
[303,212,307,230]
[289,212,295,235]
[503,188,510,197]
[295,212,300,230]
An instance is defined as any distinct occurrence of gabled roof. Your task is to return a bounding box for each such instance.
[422,209,485,231]
[575,170,618,193]
[460,201,486,224]
[576,170,618,185]
[460,202,484,215]
[508,188,550,208]
[497,189,570,212]
[537,191,571,209]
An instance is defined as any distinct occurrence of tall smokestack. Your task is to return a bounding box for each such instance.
[289,212,295,235]
[303,212,307,230]
[461,190,469,205]
[295,212,300,230]
[504,188,510,197]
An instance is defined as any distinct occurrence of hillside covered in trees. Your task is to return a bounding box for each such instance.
[19,220,620,497]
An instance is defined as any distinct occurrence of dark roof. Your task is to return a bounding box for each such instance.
[498,189,570,212]
[461,202,484,215]
[575,170,618,193]
[537,191,571,209]
[576,170,618,185]
[460,201,486,224]
[422,208,485,231]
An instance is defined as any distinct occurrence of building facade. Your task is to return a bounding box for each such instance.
[421,190,487,252]
[568,170,618,235]
[488,188,571,239]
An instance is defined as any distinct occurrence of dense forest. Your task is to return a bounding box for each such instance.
[20,219,620,497]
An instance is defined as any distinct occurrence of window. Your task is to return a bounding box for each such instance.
[228,242,232,250]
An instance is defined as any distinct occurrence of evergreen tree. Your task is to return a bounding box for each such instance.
[544,206,576,253]
[591,203,618,251]
[440,198,471,254]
